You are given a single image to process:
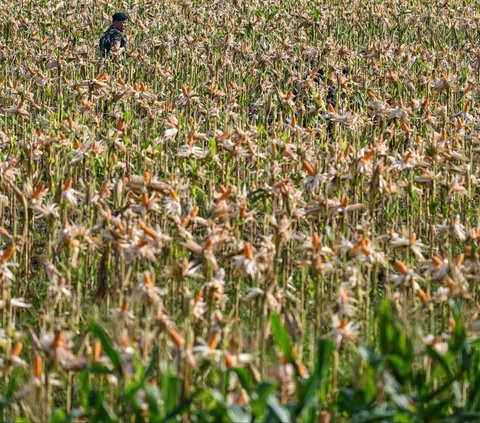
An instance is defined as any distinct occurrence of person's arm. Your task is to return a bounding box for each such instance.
[110,32,124,53]
[112,33,127,66]
[99,34,110,58]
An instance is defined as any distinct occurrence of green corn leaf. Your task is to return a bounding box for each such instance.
[90,322,123,377]
[270,313,293,362]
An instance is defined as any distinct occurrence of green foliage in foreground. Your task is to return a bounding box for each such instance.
[2,300,480,422]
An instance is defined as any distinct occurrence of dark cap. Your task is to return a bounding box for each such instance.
[112,12,129,22]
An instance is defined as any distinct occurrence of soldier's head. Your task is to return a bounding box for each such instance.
[112,12,129,32]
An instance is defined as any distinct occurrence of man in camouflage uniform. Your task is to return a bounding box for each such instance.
[99,13,129,116]
[99,12,128,62]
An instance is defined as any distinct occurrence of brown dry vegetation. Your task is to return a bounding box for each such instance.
[1,0,480,421]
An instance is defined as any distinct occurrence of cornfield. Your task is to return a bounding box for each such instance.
[2,0,480,421]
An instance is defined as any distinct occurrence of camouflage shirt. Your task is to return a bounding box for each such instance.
[99,26,126,58]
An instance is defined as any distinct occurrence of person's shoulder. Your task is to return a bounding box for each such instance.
[105,26,121,36]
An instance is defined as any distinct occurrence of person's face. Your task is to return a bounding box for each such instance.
[113,20,126,32]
